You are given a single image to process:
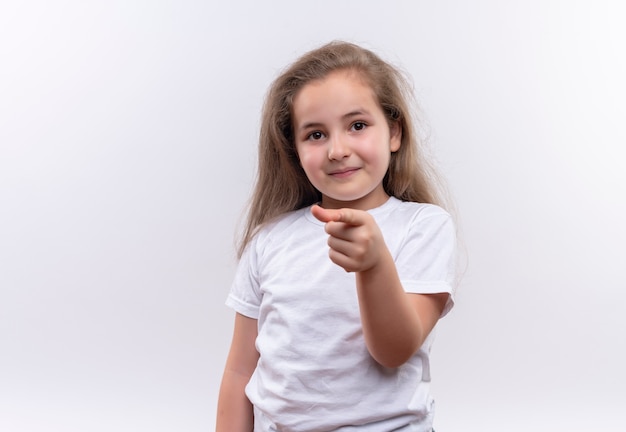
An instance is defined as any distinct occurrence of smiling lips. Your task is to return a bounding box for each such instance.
[328,167,361,178]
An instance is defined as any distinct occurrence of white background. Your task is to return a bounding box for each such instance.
[1,1,624,431]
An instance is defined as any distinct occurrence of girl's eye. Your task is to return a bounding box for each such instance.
[351,122,366,131]
[308,131,324,141]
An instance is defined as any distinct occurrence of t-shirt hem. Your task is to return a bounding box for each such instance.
[225,294,260,319]
[402,281,455,318]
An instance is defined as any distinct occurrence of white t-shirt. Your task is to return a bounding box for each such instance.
[226,197,456,432]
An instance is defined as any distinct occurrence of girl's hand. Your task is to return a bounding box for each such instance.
[311,204,386,273]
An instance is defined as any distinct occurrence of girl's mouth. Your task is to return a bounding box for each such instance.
[329,167,360,178]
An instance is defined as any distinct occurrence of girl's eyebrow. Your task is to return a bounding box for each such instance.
[298,109,372,132]
[298,121,324,132]
[343,109,371,119]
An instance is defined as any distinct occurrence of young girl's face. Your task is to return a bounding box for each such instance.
[293,69,401,210]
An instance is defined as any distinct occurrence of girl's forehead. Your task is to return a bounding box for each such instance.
[292,73,385,131]
[293,70,377,113]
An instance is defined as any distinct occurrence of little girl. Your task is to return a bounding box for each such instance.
[217,41,457,432]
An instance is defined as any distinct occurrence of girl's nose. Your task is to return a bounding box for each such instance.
[327,135,350,160]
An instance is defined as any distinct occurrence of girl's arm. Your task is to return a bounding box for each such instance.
[311,205,448,368]
[216,312,259,432]
[355,250,448,367]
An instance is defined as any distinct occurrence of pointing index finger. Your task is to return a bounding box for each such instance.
[333,208,365,226]
[311,205,364,225]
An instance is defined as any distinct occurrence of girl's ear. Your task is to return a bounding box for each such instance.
[389,121,402,153]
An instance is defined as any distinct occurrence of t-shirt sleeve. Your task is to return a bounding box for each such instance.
[225,236,263,319]
[395,207,457,317]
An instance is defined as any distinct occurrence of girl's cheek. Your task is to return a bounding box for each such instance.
[297,148,314,165]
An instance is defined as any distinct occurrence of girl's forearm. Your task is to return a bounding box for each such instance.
[216,370,254,432]
[355,249,424,368]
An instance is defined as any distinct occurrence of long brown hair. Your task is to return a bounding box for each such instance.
[238,41,449,257]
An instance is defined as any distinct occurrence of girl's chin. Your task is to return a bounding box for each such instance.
[320,193,388,210]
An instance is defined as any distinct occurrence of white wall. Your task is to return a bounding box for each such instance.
[1,1,624,430]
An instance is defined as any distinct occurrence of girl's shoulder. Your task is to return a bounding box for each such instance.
[252,206,314,244]
[379,197,451,224]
